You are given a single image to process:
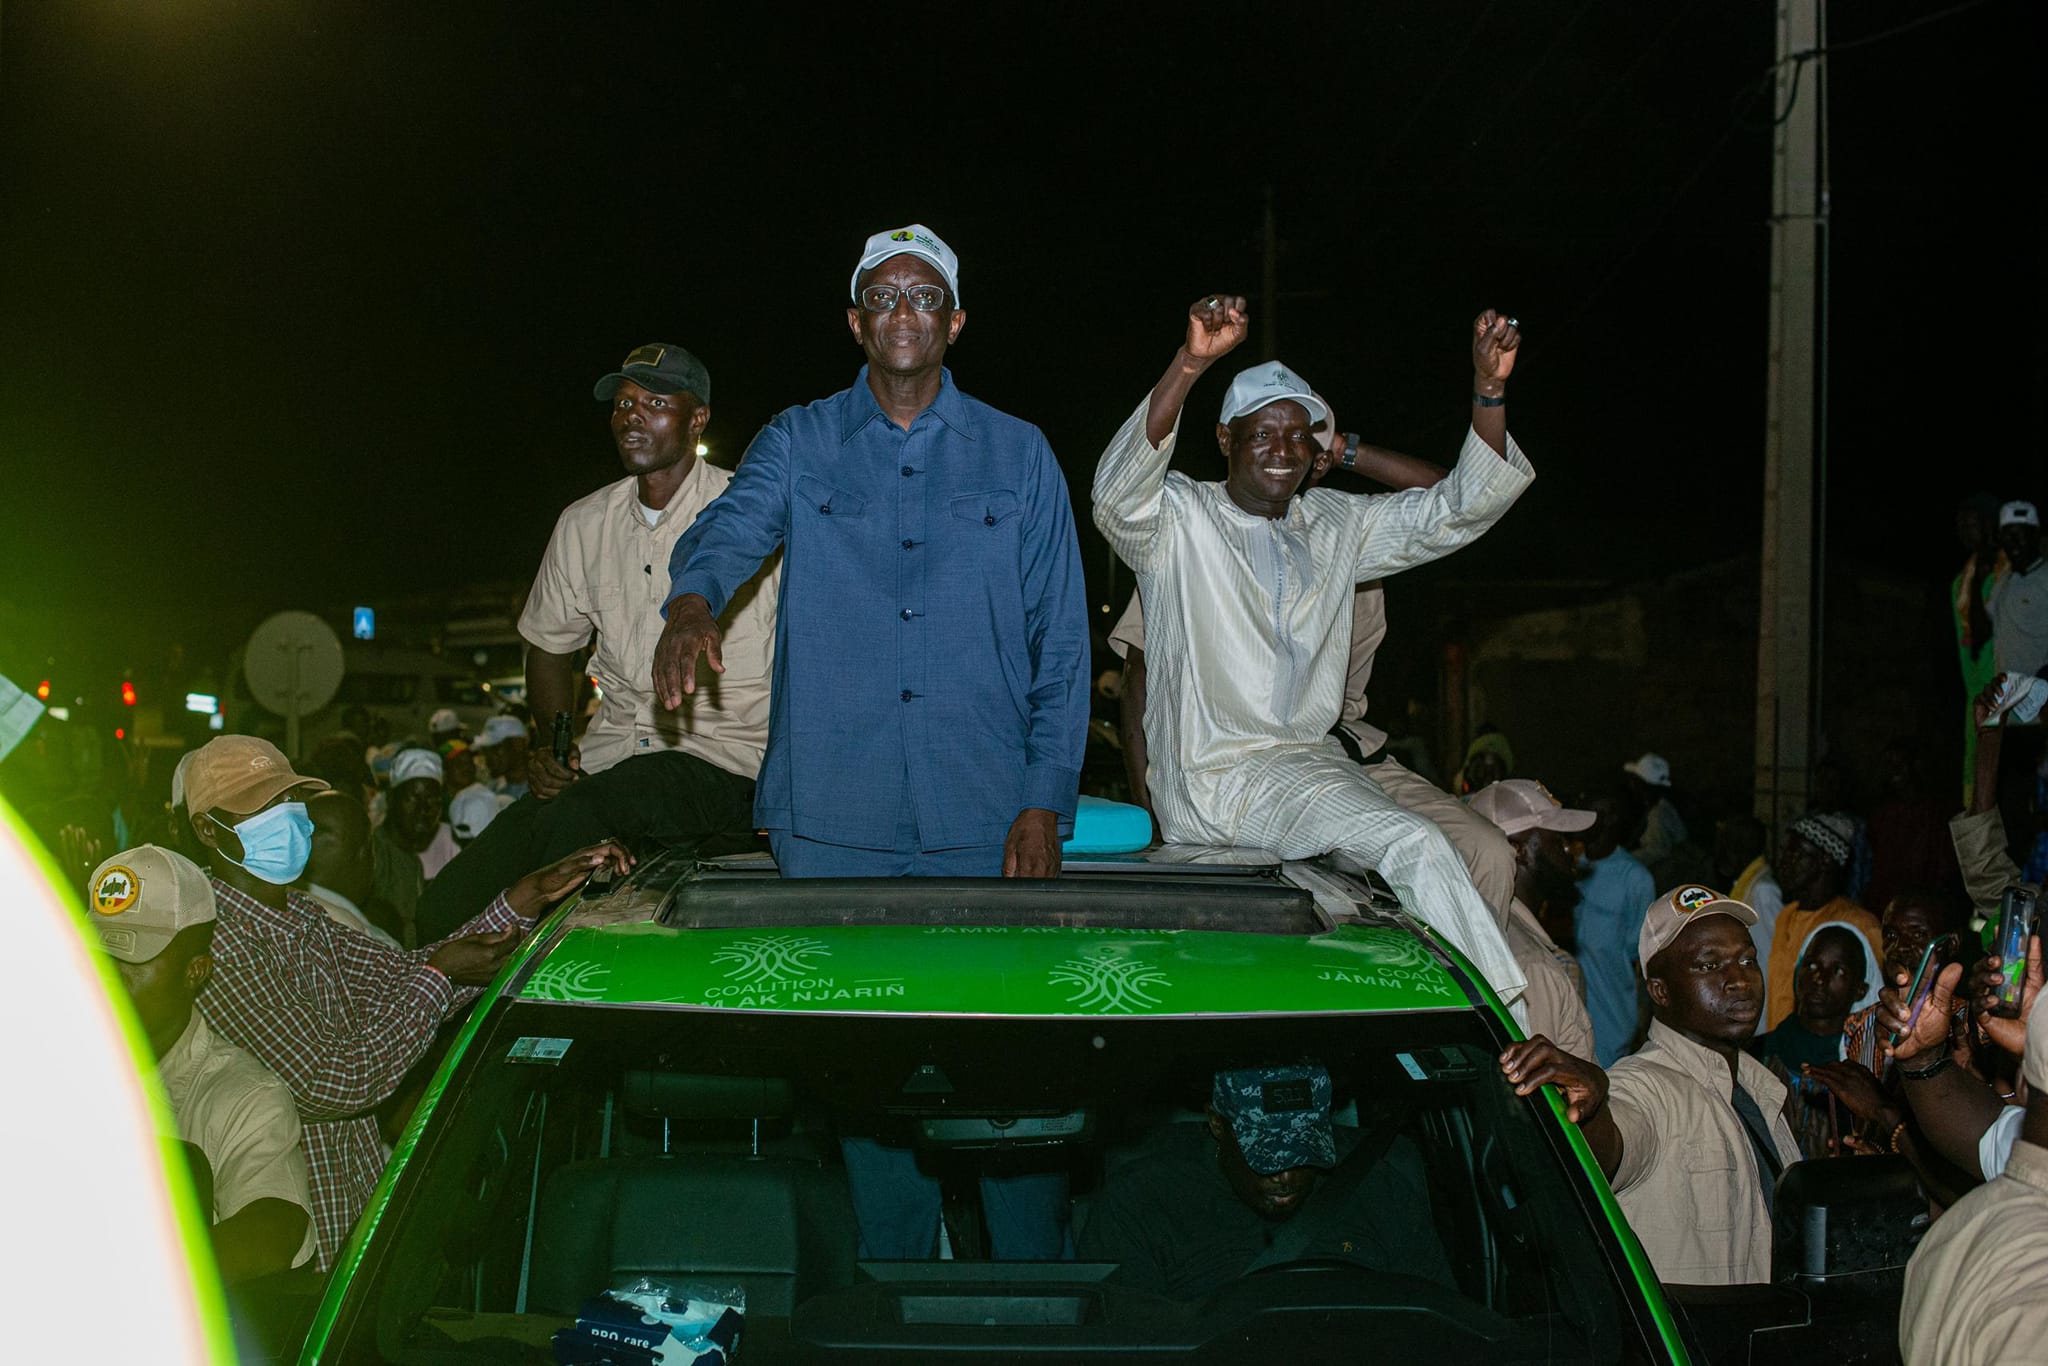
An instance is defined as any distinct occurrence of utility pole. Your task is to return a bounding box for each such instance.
[1754,0,1829,839]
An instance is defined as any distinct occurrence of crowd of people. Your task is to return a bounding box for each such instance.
[10,223,2047,1355]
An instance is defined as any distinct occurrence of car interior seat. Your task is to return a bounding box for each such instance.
[528,1071,857,1318]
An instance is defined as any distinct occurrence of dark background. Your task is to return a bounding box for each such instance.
[1,2,2040,759]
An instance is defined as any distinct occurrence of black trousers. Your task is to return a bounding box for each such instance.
[1996,725,2045,867]
[415,750,757,944]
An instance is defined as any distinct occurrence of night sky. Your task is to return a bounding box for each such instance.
[1,1,2038,683]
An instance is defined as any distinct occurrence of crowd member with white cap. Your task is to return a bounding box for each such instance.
[656,224,1088,882]
[1990,499,2046,679]
[1764,812,1883,1030]
[1111,393,1519,918]
[1468,778,1598,1058]
[370,746,448,946]
[1621,752,1687,872]
[470,714,531,801]
[1987,498,2046,866]
[426,708,465,748]
[653,223,1089,1263]
[178,733,631,1265]
[1500,886,1798,1284]
[1090,291,1533,1015]
[87,844,317,1282]
[1898,940,2048,1365]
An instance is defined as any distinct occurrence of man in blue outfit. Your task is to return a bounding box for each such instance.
[1576,783,1658,1064]
[653,223,1087,1260]
[653,223,1089,880]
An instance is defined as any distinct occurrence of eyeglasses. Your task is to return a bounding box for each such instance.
[859,283,950,313]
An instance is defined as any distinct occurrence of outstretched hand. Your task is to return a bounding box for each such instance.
[1471,309,1522,386]
[652,594,724,710]
[1184,294,1249,362]
[506,840,636,919]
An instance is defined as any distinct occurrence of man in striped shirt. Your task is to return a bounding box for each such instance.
[1092,294,1533,1012]
[180,735,628,1266]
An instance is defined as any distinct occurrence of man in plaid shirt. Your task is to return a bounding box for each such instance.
[180,736,629,1266]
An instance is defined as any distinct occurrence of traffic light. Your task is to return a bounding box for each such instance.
[120,680,137,707]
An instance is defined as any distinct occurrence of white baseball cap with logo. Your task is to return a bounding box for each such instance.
[1638,884,1757,970]
[1220,361,1330,427]
[2001,500,2041,528]
[850,224,961,305]
[88,845,217,964]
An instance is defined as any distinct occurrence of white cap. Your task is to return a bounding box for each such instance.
[1468,779,1597,839]
[1220,361,1330,426]
[2001,500,2041,528]
[390,747,443,787]
[88,846,216,964]
[472,715,527,749]
[449,786,501,840]
[1623,752,1672,788]
[850,224,960,305]
[428,707,462,736]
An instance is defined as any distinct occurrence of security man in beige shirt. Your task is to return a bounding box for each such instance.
[89,845,317,1281]
[1899,972,2048,1365]
[1500,886,1799,1285]
[416,343,777,940]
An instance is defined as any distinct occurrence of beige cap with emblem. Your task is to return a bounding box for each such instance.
[1637,884,1757,970]
[88,845,217,964]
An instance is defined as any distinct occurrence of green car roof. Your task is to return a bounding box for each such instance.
[518,919,1468,1016]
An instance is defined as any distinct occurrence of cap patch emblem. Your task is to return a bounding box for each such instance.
[889,230,915,242]
[625,345,664,368]
[1261,1079,1314,1112]
[93,866,141,916]
[1673,885,1716,914]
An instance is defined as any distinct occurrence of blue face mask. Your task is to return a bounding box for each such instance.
[213,801,314,885]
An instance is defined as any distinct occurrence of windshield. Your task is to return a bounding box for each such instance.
[322,1003,1651,1363]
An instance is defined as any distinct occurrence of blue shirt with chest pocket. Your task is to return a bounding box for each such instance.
[667,366,1089,852]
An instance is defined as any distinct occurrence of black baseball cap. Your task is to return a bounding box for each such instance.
[592,343,711,403]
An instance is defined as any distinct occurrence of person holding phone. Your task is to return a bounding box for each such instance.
[1899,965,2048,1364]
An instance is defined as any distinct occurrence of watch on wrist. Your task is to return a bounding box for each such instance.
[1339,433,1360,469]
[1899,1049,1953,1081]
[1472,391,1507,408]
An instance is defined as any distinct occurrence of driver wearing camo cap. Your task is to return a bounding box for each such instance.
[1078,1064,1453,1299]
[88,844,318,1282]
[1501,885,1800,1284]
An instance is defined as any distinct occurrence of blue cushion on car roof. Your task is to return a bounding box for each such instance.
[1062,796,1152,854]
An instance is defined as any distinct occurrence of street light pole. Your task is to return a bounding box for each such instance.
[1754,0,1829,840]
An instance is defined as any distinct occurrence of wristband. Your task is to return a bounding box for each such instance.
[1339,433,1360,469]
[1898,1050,1952,1081]
[1888,1122,1908,1154]
[1472,392,1507,408]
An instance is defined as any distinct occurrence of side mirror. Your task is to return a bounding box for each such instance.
[1771,1155,1929,1294]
